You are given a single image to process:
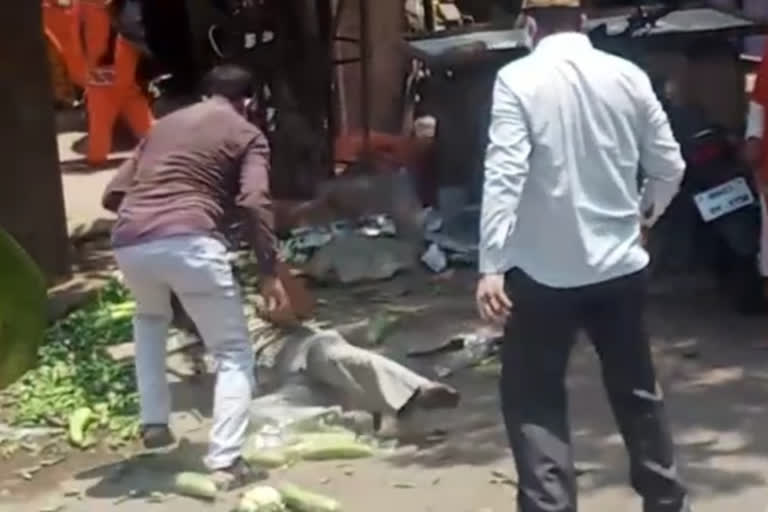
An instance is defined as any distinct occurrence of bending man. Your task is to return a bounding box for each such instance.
[102,65,288,486]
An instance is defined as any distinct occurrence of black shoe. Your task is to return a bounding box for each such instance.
[141,424,175,450]
[210,458,267,491]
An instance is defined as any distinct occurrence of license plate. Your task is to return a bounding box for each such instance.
[693,177,754,222]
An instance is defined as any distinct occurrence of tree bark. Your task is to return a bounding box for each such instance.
[0,0,70,279]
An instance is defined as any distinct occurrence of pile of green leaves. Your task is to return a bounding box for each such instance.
[2,279,140,440]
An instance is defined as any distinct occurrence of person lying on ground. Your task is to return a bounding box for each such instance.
[270,328,460,430]
[174,311,461,434]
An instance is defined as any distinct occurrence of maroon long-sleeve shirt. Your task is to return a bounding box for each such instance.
[102,97,277,276]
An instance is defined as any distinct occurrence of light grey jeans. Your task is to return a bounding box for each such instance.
[115,235,254,470]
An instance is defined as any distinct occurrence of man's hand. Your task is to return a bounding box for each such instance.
[476,274,513,324]
[261,276,290,315]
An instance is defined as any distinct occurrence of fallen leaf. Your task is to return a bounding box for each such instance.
[21,442,41,454]
[392,482,415,489]
[41,457,66,467]
[147,491,170,503]
[16,466,42,480]
[490,470,516,487]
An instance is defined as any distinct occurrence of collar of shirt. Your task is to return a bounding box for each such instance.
[534,32,593,57]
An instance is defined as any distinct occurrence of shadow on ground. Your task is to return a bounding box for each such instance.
[380,282,768,502]
[8,270,768,511]
[74,439,210,501]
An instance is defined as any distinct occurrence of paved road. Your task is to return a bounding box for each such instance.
[57,131,122,238]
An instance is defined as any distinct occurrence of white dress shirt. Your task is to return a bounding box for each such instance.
[480,32,685,288]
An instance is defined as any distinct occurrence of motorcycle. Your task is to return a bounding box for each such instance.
[650,99,764,313]
[589,5,764,312]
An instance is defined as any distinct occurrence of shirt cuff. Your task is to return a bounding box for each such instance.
[257,249,278,277]
[478,246,514,275]
[640,179,679,228]
[746,100,764,140]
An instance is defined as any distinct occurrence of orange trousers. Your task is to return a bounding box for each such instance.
[43,2,86,87]
[78,0,153,165]
[86,37,153,164]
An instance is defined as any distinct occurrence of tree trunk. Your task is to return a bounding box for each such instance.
[0,0,70,279]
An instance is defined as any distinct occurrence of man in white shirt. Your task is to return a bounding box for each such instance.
[476,1,689,511]
[744,39,768,281]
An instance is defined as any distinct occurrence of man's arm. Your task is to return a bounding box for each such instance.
[746,100,764,141]
[101,141,144,213]
[637,74,686,228]
[744,101,764,172]
[237,132,277,277]
[745,42,768,173]
[479,75,532,275]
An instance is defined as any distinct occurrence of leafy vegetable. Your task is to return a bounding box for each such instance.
[2,279,140,440]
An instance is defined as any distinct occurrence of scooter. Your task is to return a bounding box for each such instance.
[651,100,764,313]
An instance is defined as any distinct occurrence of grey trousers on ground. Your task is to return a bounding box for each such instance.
[304,333,431,414]
[501,269,690,512]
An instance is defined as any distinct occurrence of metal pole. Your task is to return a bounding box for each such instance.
[318,0,336,178]
[359,0,371,160]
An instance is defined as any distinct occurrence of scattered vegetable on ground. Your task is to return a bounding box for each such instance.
[279,483,341,512]
[173,472,218,501]
[236,485,286,512]
[1,279,140,445]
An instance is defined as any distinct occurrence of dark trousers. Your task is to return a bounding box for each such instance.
[501,269,689,512]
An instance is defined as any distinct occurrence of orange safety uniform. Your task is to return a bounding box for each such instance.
[42,0,86,99]
[77,0,153,166]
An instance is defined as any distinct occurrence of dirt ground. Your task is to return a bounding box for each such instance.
[4,135,768,511]
[3,268,768,512]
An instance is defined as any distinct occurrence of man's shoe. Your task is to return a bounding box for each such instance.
[210,458,267,491]
[141,424,175,450]
[413,383,460,410]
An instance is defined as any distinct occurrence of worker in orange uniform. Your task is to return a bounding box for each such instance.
[77,0,153,167]
[43,0,87,102]
[745,39,768,299]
